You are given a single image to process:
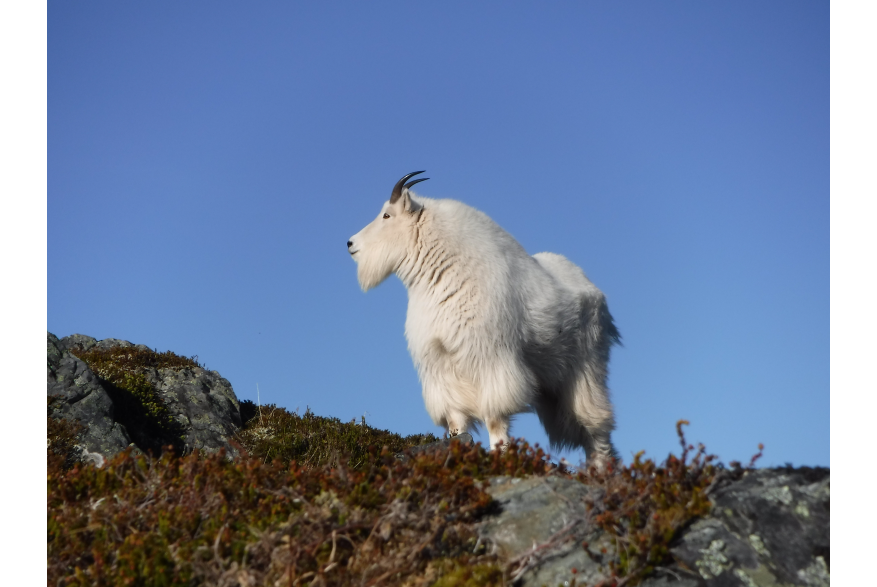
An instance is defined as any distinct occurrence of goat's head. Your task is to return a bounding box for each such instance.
[347,171,428,291]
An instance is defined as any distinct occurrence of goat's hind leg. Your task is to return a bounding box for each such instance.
[533,392,593,454]
[534,376,616,467]
[569,369,617,467]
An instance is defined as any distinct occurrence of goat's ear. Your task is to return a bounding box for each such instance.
[403,190,423,213]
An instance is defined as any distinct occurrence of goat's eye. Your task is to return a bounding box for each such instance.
[383,213,390,219]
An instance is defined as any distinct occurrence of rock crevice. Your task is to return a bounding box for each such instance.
[47,332,241,459]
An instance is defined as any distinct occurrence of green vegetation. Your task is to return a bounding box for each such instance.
[235,401,439,469]
[69,345,197,455]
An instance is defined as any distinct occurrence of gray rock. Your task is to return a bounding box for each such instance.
[480,475,611,587]
[143,365,241,458]
[47,333,133,457]
[93,337,132,349]
[478,468,829,586]
[48,332,243,461]
[665,467,830,587]
[56,333,99,353]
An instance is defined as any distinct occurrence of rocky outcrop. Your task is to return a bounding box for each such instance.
[47,332,243,460]
[140,361,242,456]
[660,467,830,587]
[479,467,830,586]
[47,332,828,585]
[47,333,133,463]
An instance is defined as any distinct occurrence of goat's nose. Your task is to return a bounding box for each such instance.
[347,240,353,248]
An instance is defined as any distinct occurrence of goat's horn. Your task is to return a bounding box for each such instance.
[404,177,429,190]
[390,171,426,204]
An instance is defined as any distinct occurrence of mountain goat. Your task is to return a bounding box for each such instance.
[347,171,620,466]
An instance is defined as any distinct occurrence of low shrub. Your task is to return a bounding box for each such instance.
[48,435,555,586]
[578,420,762,587]
[48,389,760,587]
[235,402,439,469]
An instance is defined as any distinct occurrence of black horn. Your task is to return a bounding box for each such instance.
[404,177,429,190]
[390,170,427,204]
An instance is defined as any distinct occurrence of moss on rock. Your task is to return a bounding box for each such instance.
[69,345,197,455]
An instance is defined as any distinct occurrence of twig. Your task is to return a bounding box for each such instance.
[472,535,483,553]
[212,523,229,564]
[653,566,683,582]
[327,531,337,565]
[506,518,585,582]
[337,533,357,549]
[293,571,314,586]
[365,567,398,587]
[613,563,648,587]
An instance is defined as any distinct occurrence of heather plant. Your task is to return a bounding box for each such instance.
[47,435,556,586]
[69,345,197,455]
[577,420,763,587]
[235,401,439,469]
[48,380,760,587]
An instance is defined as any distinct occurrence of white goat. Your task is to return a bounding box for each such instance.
[347,171,620,465]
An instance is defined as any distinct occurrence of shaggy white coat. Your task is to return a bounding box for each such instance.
[348,187,620,464]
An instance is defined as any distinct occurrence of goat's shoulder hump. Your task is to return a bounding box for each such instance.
[533,252,600,294]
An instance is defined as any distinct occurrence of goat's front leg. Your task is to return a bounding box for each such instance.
[486,416,510,452]
[445,412,471,438]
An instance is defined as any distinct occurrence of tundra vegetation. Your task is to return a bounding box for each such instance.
[49,395,746,586]
[48,343,772,586]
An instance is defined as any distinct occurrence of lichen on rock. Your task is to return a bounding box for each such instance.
[47,333,133,457]
[48,332,242,459]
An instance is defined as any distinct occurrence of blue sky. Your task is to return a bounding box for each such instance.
[47,1,829,467]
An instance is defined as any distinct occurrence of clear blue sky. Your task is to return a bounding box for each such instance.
[48,1,828,467]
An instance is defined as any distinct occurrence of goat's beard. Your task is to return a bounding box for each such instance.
[355,246,398,292]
